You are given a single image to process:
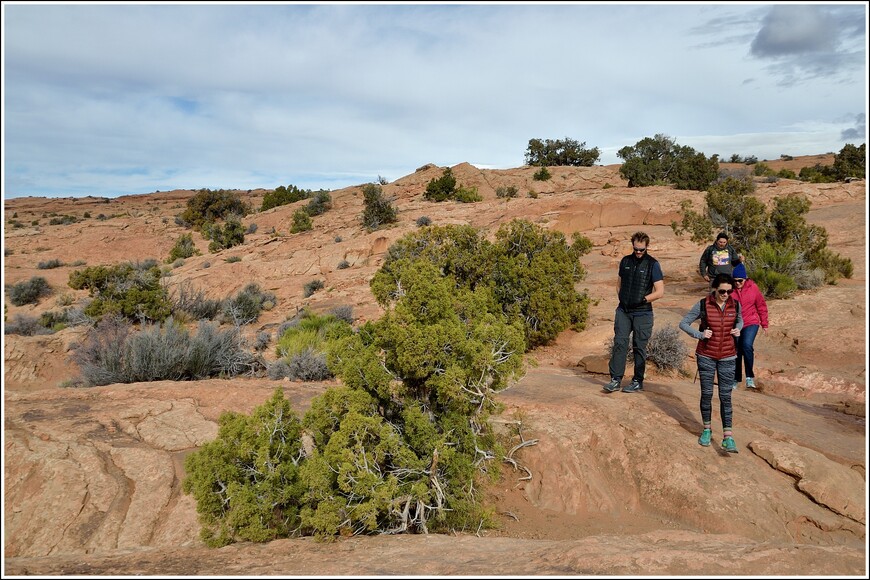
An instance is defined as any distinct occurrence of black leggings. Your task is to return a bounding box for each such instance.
[697,354,735,429]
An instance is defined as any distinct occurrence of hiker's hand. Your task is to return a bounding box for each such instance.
[702,329,713,339]
[730,328,740,337]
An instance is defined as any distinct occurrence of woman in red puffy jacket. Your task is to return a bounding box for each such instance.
[680,273,744,453]
[730,263,768,390]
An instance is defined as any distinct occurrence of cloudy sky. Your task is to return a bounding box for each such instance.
[2,2,867,199]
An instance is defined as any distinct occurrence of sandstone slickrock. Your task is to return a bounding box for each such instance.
[4,157,865,575]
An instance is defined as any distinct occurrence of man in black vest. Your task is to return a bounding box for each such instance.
[604,231,665,393]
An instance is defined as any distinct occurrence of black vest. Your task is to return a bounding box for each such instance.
[618,253,656,313]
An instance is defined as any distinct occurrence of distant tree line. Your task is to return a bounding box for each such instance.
[526,136,865,191]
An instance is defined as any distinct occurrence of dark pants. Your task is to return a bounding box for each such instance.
[609,307,653,383]
[697,354,735,429]
[735,324,759,382]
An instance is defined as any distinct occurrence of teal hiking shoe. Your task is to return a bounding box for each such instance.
[721,436,738,453]
[698,428,712,447]
[745,377,756,389]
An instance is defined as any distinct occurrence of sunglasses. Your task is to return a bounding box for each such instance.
[633,247,647,253]
[716,289,733,295]
[734,278,745,283]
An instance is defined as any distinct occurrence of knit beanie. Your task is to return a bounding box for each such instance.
[732,263,747,279]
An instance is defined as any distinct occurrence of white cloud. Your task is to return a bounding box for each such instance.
[2,2,866,198]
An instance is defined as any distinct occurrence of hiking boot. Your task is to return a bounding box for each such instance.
[603,378,621,393]
[721,436,739,453]
[730,382,739,391]
[622,379,643,393]
[745,377,756,389]
[698,428,712,447]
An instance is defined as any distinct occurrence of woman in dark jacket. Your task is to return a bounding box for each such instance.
[679,273,744,453]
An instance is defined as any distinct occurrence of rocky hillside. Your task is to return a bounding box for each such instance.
[3,155,866,575]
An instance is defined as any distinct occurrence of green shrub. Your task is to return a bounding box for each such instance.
[48,215,78,226]
[337,259,350,269]
[831,143,866,180]
[181,189,250,231]
[7,276,51,306]
[767,194,852,282]
[490,221,591,346]
[807,247,853,284]
[753,162,775,177]
[618,133,718,190]
[37,309,73,332]
[798,164,837,183]
[305,190,332,217]
[182,388,305,547]
[361,183,398,231]
[532,166,551,181]
[424,168,457,202]
[371,221,592,349]
[205,216,245,252]
[276,310,351,361]
[454,185,481,203]
[752,269,798,299]
[261,184,308,211]
[524,137,600,167]
[496,186,519,199]
[167,233,199,262]
[183,249,530,544]
[290,210,312,233]
[68,262,171,322]
[225,256,241,263]
[671,176,851,293]
[416,216,431,227]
